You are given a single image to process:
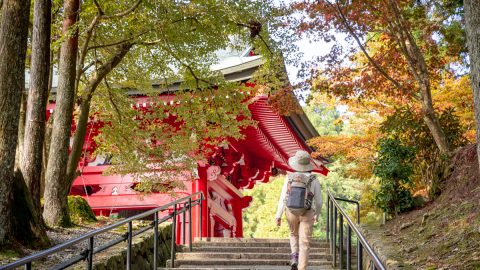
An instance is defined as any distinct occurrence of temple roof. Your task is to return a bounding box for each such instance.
[43,48,328,169]
[233,96,329,176]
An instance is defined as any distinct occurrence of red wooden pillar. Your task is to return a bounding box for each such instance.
[175,212,181,244]
[191,179,199,241]
[231,196,243,238]
[197,165,209,238]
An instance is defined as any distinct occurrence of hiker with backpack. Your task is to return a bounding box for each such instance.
[275,150,323,270]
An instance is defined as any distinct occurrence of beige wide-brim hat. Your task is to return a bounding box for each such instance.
[288,150,314,172]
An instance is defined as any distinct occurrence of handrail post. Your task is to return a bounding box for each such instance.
[330,197,334,254]
[188,198,193,252]
[24,262,31,270]
[182,203,186,245]
[127,221,132,270]
[357,203,360,224]
[333,207,337,267]
[153,212,158,270]
[357,242,363,270]
[339,214,344,270]
[347,225,352,270]
[326,198,330,241]
[199,195,203,241]
[87,236,94,270]
[171,204,177,268]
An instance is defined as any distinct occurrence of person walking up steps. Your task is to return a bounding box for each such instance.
[275,150,323,270]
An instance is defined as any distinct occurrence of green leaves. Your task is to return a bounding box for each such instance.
[373,138,415,216]
[379,107,467,197]
[374,138,416,181]
[62,0,297,191]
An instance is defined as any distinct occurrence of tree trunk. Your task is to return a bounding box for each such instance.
[42,116,53,199]
[15,91,27,170]
[12,171,50,247]
[43,0,79,227]
[0,0,30,246]
[21,0,51,212]
[386,0,450,155]
[66,43,133,187]
[419,83,450,156]
[465,0,480,172]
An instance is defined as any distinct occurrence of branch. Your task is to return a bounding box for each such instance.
[93,0,104,15]
[383,0,425,102]
[137,39,162,46]
[257,34,274,55]
[104,0,142,19]
[77,0,144,87]
[81,59,103,75]
[160,38,210,89]
[76,14,102,93]
[83,43,134,100]
[236,22,274,55]
[87,34,139,51]
[104,78,123,123]
[330,0,408,94]
[388,0,428,78]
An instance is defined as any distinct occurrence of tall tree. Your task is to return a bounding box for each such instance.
[64,0,143,206]
[43,0,284,227]
[295,0,458,155]
[21,0,52,213]
[0,0,30,245]
[465,0,480,171]
[43,0,80,227]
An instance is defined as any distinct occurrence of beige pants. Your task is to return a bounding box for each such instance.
[286,209,315,270]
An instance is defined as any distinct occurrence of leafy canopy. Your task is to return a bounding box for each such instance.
[67,0,297,190]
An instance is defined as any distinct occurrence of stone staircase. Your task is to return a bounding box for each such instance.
[163,237,333,270]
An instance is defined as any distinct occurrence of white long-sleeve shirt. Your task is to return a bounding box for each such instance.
[275,173,323,221]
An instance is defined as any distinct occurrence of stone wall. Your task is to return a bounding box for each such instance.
[358,225,403,270]
[87,223,173,270]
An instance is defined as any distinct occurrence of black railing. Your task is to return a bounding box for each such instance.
[0,192,205,270]
[326,191,385,270]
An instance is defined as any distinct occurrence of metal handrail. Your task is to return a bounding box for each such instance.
[326,191,385,270]
[334,197,360,224]
[1,191,205,270]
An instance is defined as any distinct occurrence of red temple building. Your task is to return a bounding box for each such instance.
[44,49,329,243]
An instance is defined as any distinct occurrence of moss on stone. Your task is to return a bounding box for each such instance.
[68,196,97,224]
[0,249,20,261]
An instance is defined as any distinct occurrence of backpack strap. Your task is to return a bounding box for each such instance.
[284,174,293,205]
[307,174,316,190]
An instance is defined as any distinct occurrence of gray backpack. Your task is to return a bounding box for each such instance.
[285,172,315,216]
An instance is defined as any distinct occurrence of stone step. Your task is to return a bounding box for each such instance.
[163,238,334,269]
[192,241,329,248]
[194,237,322,243]
[161,266,334,270]
[167,259,332,268]
[179,246,329,253]
[175,252,332,260]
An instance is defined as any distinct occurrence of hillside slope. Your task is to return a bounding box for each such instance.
[365,144,480,270]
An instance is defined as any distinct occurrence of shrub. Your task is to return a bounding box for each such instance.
[373,138,415,216]
[68,196,97,224]
[380,107,468,198]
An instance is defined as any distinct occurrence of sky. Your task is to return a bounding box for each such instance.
[27,0,340,99]
[272,0,333,84]
[284,39,333,85]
